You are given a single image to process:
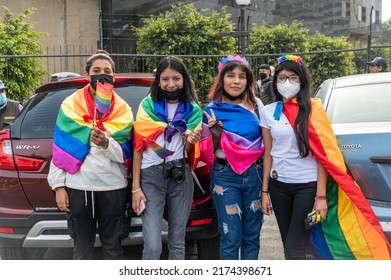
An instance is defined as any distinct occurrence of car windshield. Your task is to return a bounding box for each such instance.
[19,85,150,139]
[328,83,391,124]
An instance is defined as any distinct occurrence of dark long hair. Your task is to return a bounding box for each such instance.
[150,56,198,103]
[272,60,312,157]
[208,60,256,107]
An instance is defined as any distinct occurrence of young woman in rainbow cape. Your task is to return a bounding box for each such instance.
[132,56,202,260]
[199,55,264,260]
[48,52,133,259]
[260,55,391,259]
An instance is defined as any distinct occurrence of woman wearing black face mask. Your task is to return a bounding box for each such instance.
[48,52,133,260]
[132,56,202,260]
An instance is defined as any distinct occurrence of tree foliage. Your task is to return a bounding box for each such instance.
[248,21,353,90]
[0,7,46,102]
[307,32,353,89]
[132,3,236,100]
[377,18,391,45]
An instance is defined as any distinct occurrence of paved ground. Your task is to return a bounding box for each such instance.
[42,213,285,260]
[259,214,285,260]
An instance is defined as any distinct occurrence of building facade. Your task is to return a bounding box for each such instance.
[0,0,383,54]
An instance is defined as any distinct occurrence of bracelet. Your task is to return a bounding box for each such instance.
[261,190,269,193]
[54,187,65,192]
[131,188,142,194]
[315,195,327,200]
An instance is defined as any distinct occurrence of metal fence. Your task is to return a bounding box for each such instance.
[1,46,390,102]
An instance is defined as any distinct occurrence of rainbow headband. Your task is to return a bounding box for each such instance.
[218,55,249,72]
[277,55,303,65]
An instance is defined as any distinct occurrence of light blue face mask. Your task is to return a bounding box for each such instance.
[0,93,7,106]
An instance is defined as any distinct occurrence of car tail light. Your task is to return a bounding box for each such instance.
[189,218,213,227]
[0,130,44,171]
[0,227,15,234]
[0,130,16,170]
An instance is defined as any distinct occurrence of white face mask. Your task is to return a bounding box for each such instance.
[277,80,301,99]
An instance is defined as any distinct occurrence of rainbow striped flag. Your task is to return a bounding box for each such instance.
[52,86,133,174]
[133,95,202,160]
[198,102,264,174]
[95,81,113,114]
[283,98,391,260]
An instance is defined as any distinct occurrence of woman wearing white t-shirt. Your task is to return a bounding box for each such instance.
[259,55,328,260]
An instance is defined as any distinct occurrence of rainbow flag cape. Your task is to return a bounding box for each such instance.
[52,85,133,174]
[133,95,202,160]
[282,98,391,260]
[199,102,264,175]
[95,81,113,114]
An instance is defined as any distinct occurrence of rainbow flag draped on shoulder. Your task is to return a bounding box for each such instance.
[283,98,391,260]
[133,95,202,158]
[52,85,133,174]
[199,102,264,175]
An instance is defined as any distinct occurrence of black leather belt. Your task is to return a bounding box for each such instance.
[216,157,262,166]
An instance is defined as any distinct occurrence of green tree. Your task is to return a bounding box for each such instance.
[132,3,237,100]
[307,32,353,89]
[0,7,46,102]
[377,18,391,45]
[248,21,310,69]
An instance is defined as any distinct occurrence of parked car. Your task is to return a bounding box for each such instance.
[314,72,391,242]
[0,73,219,260]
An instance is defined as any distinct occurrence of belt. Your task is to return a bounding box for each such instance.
[215,157,262,166]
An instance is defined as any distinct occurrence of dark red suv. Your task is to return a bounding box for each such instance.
[0,73,219,260]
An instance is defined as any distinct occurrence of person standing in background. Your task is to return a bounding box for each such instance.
[367,57,387,73]
[255,64,273,105]
[0,80,23,130]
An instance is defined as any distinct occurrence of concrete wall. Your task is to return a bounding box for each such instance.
[1,0,100,53]
[1,0,100,79]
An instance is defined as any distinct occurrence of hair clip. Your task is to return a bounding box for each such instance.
[277,55,303,65]
[218,55,249,72]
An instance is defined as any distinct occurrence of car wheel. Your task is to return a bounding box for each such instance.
[0,247,47,260]
[196,235,220,260]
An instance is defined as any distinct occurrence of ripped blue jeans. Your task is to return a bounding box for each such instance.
[211,161,264,260]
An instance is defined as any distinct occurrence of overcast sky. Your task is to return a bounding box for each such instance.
[382,0,391,21]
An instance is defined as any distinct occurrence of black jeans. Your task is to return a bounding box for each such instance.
[66,187,128,260]
[269,178,317,260]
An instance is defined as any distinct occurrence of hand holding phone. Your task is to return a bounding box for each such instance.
[304,211,321,230]
[137,200,146,216]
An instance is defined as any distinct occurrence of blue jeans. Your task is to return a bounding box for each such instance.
[211,162,264,260]
[140,163,193,260]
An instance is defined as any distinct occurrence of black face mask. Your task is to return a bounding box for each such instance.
[161,88,184,101]
[259,73,267,80]
[90,74,114,90]
[222,89,245,101]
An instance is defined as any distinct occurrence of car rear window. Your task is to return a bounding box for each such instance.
[19,85,150,139]
[328,83,391,124]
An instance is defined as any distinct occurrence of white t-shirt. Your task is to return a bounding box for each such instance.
[141,102,185,169]
[259,102,318,183]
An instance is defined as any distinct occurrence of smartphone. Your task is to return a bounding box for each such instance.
[137,200,146,216]
[304,211,321,230]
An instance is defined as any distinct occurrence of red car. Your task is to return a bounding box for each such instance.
[0,73,219,259]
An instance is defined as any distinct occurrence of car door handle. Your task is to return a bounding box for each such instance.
[369,156,391,164]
